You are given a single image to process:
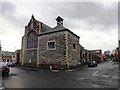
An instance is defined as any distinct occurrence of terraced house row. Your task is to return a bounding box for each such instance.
[21,15,101,69]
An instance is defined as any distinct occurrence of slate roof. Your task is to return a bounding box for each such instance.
[34,18,52,31]
[42,23,52,31]
[39,25,80,38]
[29,15,80,38]
[28,15,52,32]
[40,25,67,34]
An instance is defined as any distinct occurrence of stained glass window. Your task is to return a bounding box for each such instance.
[27,31,38,48]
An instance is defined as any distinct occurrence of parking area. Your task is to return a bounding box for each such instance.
[1,61,119,88]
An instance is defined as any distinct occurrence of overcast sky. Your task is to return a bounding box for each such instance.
[0,0,119,53]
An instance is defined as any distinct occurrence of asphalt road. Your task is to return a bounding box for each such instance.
[1,61,119,88]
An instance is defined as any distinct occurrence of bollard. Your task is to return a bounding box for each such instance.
[50,65,52,70]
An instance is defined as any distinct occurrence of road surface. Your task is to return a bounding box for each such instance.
[1,61,119,88]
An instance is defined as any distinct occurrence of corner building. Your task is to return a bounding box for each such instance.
[21,15,80,69]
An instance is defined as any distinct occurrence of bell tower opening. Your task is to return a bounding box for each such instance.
[56,16,64,26]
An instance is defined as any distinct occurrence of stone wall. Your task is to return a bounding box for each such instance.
[21,19,41,66]
[21,34,38,66]
[24,49,37,64]
[67,32,80,67]
[21,31,39,66]
[38,31,66,68]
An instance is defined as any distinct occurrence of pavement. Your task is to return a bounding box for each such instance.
[1,61,119,88]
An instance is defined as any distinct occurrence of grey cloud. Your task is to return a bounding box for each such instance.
[0,1,117,51]
[40,2,79,20]
[77,2,117,31]
[1,2,118,33]
[41,2,117,32]
[2,2,16,16]
[1,2,28,34]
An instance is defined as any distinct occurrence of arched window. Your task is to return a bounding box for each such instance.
[27,31,38,48]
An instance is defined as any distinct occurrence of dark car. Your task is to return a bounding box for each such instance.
[0,62,10,76]
[6,62,14,67]
[87,61,98,67]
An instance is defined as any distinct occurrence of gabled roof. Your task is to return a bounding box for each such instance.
[40,25,67,35]
[28,15,80,38]
[27,15,52,32]
[41,23,52,31]
[56,16,64,21]
[39,25,80,38]
[79,45,84,49]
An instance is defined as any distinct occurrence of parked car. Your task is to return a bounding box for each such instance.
[0,62,10,76]
[6,62,14,67]
[87,61,98,67]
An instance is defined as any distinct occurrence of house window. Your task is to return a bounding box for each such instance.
[47,41,56,50]
[73,43,76,50]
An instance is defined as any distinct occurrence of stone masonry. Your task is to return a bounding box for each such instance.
[21,15,100,69]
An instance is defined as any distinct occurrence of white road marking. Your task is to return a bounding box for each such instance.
[112,76,119,79]
[92,84,99,87]
[92,71,98,76]
[102,80,112,83]
[29,71,35,73]
[79,78,85,80]
[51,70,59,72]
[76,77,85,80]
[99,68,102,70]
[93,74,99,76]
[66,69,73,72]
[92,68,103,76]
[101,75,109,78]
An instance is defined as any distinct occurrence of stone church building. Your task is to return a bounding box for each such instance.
[21,15,80,69]
[21,15,99,69]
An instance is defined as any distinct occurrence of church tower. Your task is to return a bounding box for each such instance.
[56,16,64,26]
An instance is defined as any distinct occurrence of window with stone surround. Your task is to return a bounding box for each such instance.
[47,41,56,50]
[73,43,76,50]
[27,31,38,48]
